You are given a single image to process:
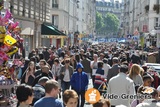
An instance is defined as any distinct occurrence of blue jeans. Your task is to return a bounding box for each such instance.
[61,81,70,93]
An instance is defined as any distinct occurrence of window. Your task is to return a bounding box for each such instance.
[52,15,59,28]
[155,17,159,27]
[52,0,58,8]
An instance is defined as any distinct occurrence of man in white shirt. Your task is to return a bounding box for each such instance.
[107,64,136,107]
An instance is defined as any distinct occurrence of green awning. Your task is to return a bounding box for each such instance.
[41,23,66,36]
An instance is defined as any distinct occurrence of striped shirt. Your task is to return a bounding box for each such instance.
[94,68,105,85]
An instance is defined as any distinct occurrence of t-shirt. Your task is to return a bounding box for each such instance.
[63,69,70,82]
[90,61,98,76]
[34,97,63,107]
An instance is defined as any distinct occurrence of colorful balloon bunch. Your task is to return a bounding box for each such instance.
[0,9,23,79]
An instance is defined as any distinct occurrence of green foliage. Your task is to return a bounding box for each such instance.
[96,12,120,35]
[96,12,104,31]
[104,13,120,32]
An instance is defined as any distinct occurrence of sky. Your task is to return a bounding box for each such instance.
[96,0,122,3]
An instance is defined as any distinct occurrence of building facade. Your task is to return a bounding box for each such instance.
[96,0,124,37]
[50,0,96,46]
[3,0,50,57]
[123,0,160,47]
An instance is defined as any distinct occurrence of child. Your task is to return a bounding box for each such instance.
[131,74,153,107]
[70,63,88,107]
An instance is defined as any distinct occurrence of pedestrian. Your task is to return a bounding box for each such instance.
[51,58,62,98]
[102,58,111,78]
[32,77,49,105]
[70,63,89,107]
[107,64,136,107]
[81,53,92,79]
[90,54,98,84]
[35,59,49,76]
[128,64,143,92]
[136,87,160,107]
[107,57,120,82]
[34,80,63,107]
[21,61,36,86]
[70,54,77,70]
[94,61,105,93]
[16,84,34,107]
[33,65,53,86]
[60,57,74,93]
[63,90,78,107]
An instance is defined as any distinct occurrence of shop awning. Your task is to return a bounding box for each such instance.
[41,23,66,36]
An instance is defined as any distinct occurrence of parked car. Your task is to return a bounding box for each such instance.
[144,63,160,75]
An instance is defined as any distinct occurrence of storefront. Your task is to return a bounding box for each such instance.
[17,20,34,58]
[41,23,66,49]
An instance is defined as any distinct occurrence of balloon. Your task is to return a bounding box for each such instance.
[0,44,11,52]
[0,26,6,33]
[0,58,4,65]
[4,9,12,19]
[11,33,20,41]
[0,34,5,42]
[14,26,21,33]
[19,38,24,42]
[0,16,8,26]
[7,21,19,32]
[12,21,19,29]
[6,46,18,56]
[4,35,17,46]
[0,51,9,61]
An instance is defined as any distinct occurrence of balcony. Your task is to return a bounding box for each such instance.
[52,4,59,8]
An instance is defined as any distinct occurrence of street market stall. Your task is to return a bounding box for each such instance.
[0,3,23,106]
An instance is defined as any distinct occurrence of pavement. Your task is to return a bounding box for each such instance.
[84,79,93,107]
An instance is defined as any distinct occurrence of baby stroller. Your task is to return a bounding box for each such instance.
[98,79,108,95]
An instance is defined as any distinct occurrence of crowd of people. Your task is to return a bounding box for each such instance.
[1,43,160,107]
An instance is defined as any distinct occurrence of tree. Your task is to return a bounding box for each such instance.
[103,13,120,33]
[96,11,104,31]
